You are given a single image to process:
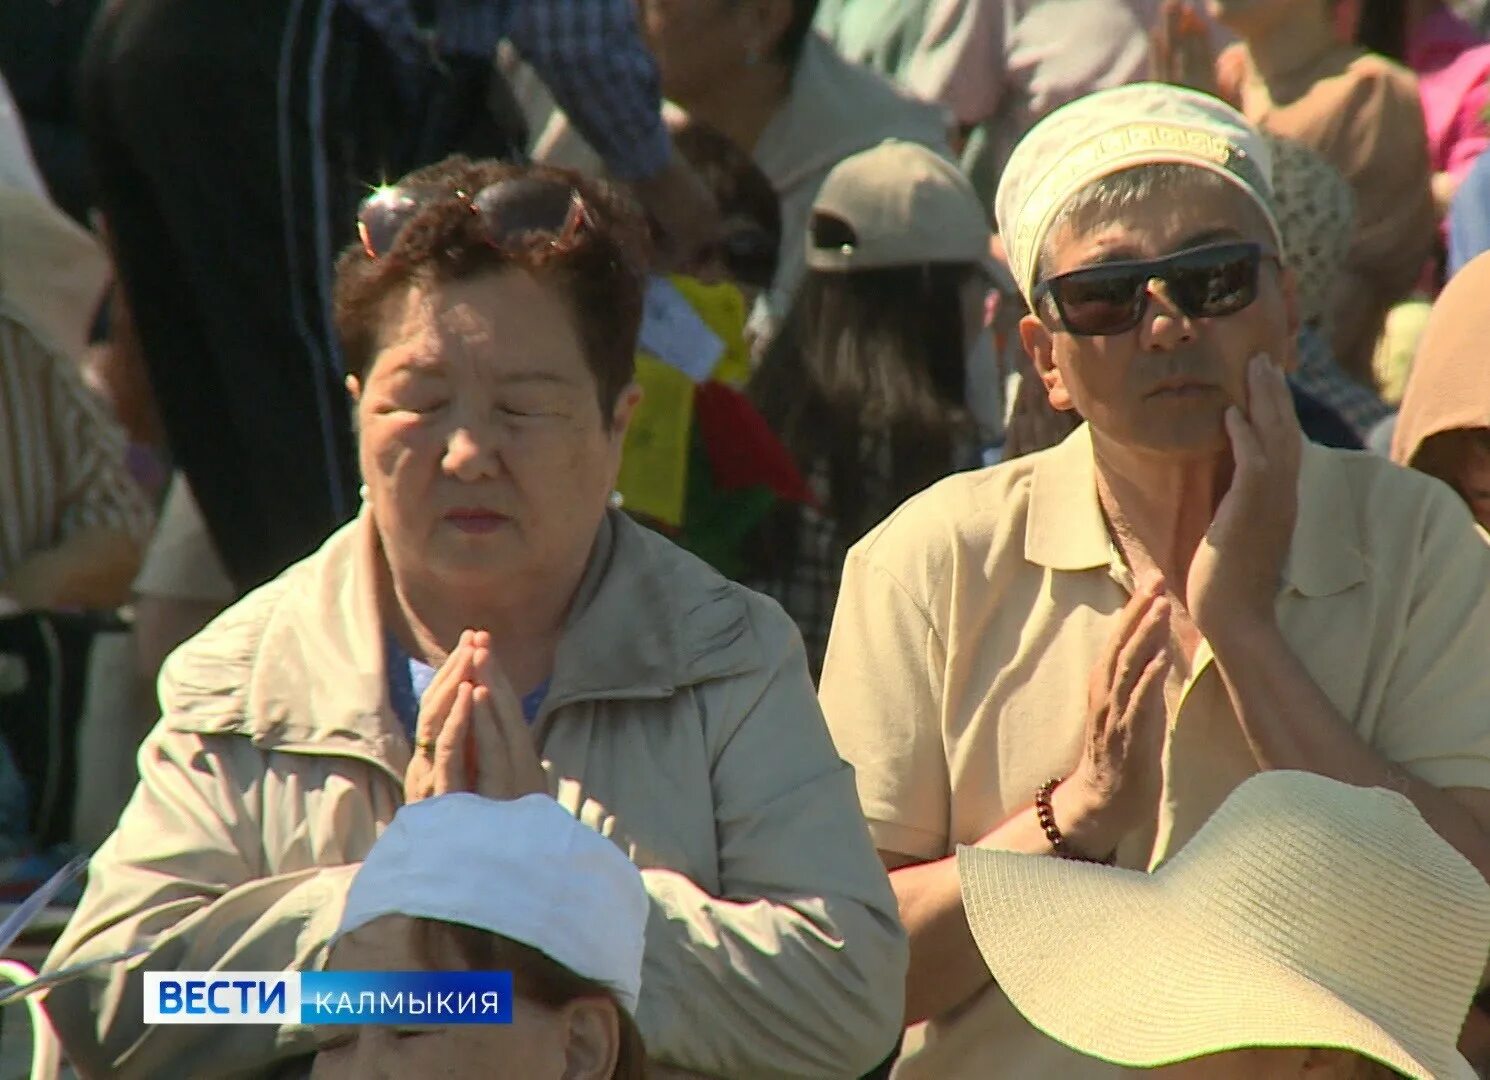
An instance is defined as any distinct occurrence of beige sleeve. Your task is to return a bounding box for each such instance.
[1375,483,1490,792]
[636,599,907,1079]
[819,547,951,861]
[43,719,356,1080]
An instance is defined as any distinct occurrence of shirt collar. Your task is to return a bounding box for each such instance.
[1025,425,1112,572]
[1024,424,1365,597]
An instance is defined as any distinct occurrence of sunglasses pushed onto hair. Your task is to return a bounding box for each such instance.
[1032,241,1279,337]
[357,176,592,261]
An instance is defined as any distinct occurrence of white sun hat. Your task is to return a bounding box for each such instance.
[958,770,1490,1080]
[334,793,649,1014]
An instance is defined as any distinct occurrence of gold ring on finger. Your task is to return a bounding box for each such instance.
[414,738,436,760]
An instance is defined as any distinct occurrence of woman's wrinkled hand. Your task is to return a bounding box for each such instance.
[403,630,548,804]
[467,631,549,801]
[402,631,478,804]
[1065,575,1173,845]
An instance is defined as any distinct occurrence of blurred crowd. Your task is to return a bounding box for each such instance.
[3,0,1490,1078]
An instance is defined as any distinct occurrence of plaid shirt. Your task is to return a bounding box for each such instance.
[739,463,856,684]
[339,0,670,180]
[742,442,977,682]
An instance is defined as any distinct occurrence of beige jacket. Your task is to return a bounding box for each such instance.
[45,510,906,1079]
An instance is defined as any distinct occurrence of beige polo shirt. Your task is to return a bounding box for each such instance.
[821,423,1490,1080]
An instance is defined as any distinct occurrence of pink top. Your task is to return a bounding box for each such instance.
[1409,6,1490,180]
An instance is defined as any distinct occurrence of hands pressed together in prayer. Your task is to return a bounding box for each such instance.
[1066,356,1304,852]
[403,630,548,805]
[1065,574,1172,856]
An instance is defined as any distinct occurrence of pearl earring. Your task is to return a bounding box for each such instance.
[359,484,371,503]
[608,490,625,510]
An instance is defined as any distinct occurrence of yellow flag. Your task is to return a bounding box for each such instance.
[617,353,695,527]
[668,276,751,388]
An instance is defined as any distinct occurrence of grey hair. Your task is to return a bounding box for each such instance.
[1034,164,1276,287]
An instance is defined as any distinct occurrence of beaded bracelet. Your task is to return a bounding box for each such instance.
[1034,777,1111,863]
[1034,777,1071,856]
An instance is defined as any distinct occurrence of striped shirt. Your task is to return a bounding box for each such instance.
[339,0,671,180]
[0,312,155,586]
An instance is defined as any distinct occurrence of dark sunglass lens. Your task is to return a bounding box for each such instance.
[1055,269,1146,334]
[357,187,424,258]
[471,178,577,245]
[1171,247,1260,318]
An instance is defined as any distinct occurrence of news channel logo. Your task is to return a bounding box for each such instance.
[144,972,514,1025]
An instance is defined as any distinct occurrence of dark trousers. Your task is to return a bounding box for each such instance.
[80,0,521,593]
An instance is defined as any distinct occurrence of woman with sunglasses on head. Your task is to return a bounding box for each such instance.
[43,156,907,1080]
[819,84,1490,1079]
[743,140,990,680]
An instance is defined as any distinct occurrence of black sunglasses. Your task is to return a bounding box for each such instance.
[357,176,591,261]
[1032,241,1277,337]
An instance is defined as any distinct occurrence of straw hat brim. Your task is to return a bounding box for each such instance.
[958,846,1477,1080]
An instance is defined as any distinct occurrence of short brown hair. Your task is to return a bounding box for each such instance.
[668,116,781,289]
[333,156,651,418]
[411,919,650,1080]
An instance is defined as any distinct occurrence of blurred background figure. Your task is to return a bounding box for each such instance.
[1351,0,1490,224]
[1210,0,1437,389]
[1448,142,1490,271]
[744,141,990,678]
[0,72,50,204]
[1263,134,1392,441]
[0,0,102,227]
[815,0,937,83]
[77,0,719,604]
[1392,250,1490,532]
[0,183,154,883]
[901,0,1182,202]
[663,109,784,315]
[0,187,153,630]
[508,0,951,350]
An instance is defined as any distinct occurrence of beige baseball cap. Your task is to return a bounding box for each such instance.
[806,139,993,273]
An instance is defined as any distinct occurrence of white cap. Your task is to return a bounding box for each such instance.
[994,83,1283,306]
[335,793,649,1014]
[807,139,992,272]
